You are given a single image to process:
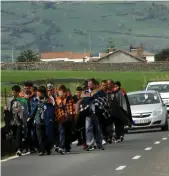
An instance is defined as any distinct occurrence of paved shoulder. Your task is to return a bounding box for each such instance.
[1,131,169,176]
[116,133,169,176]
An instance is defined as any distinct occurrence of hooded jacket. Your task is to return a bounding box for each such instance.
[5,97,28,126]
[19,91,37,117]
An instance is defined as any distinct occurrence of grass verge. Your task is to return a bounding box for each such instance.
[2,70,169,92]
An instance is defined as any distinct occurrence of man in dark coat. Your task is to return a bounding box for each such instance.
[115,81,133,125]
[107,80,130,143]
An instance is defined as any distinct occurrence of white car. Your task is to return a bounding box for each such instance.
[127,90,168,131]
[145,81,169,117]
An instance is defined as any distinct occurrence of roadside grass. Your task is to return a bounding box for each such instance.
[1,99,5,128]
[1,153,16,160]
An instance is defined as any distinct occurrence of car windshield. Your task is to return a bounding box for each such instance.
[147,84,169,93]
[128,93,160,105]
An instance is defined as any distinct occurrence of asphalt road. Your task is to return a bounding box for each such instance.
[1,129,169,176]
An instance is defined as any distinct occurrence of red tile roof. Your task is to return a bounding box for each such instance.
[41,52,91,59]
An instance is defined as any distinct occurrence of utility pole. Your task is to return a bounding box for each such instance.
[11,47,14,63]
[88,35,92,54]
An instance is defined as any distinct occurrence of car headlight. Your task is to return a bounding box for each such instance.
[152,108,163,116]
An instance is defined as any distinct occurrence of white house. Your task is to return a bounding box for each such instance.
[129,45,155,62]
[142,52,155,62]
[95,49,146,63]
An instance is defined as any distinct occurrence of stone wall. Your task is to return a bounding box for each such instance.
[1,62,169,72]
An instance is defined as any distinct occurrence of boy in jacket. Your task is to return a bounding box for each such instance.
[28,86,55,156]
[20,81,38,153]
[56,85,75,154]
[4,85,28,156]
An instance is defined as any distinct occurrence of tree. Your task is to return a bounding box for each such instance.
[105,40,115,53]
[16,49,40,62]
[155,48,169,61]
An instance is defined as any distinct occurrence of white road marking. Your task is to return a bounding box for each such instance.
[145,147,152,151]
[22,152,30,156]
[154,141,160,144]
[162,137,167,140]
[132,155,141,160]
[115,166,126,171]
[1,156,19,162]
[1,152,30,163]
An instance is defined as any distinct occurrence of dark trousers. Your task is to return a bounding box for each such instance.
[77,127,86,145]
[36,124,52,153]
[114,119,124,139]
[101,124,113,141]
[77,131,82,144]
[54,122,59,147]
[82,127,86,144]
[16,125,23,151]
[26,120,35,151]
[59,122,72,151]
[106,124,113,141]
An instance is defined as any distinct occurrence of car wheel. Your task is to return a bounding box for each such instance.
[161,120,169,131]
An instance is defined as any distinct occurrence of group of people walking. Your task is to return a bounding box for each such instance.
[3,78,133,156]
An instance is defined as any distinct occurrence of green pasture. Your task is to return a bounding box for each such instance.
[2,70,169,92]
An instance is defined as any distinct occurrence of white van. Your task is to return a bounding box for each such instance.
[145,81,169,117]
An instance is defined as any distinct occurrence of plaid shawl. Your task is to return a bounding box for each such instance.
[79,90,111,120]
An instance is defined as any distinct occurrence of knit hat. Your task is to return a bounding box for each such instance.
[47,83,54,90]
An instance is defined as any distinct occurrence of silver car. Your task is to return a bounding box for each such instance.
[127,90,168,131]
[145,81,169,116]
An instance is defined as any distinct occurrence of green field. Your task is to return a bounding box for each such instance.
[1,70,169,126]
[2,71,169,92]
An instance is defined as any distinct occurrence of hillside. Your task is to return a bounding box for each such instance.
[1,1,169,62]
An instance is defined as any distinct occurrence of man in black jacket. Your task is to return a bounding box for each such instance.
[107,80,130,143]
[115,81,133,126]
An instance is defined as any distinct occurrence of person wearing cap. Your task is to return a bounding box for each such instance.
[47,83,55,106]
[47,83,59,150]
